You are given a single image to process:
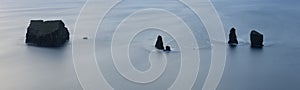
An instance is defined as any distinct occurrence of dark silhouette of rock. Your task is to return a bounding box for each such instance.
[165,46,171,51]
[228,28,238,45]
[25,20,70,47]
[155,35,164,50]
[83,37,88,40]
[250,30,263,48]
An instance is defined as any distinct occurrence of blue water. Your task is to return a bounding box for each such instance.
[0,0,299,90]
[213,0,300,89]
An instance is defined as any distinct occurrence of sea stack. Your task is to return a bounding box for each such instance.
[25,20,70,47]
[228,28,238,45]
[165,46,171,51]
[155,35,164,50]
[250,30,264,48]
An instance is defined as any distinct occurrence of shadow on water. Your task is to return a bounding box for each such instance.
[227,43,264,55]
[228,44,237,49]
[25,40,70,49]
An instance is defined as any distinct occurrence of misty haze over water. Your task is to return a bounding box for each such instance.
[0,0,299,90]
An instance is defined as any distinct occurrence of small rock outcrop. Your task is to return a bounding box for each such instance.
[228,28,238,45]
[155,35,164,50]
[165,46,171,51]
[25,20,70,47]
[250,30,263,48]
[83,37,88,40]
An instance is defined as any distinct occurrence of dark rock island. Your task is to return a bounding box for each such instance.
[228,28,238,45]
[155,35,164,50]
[250,30,264,48]
[25,20,70,47]
[165,46,171,51]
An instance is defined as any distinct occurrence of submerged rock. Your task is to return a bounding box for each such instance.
[25,20,70,47]
[165,46,171,51]
[228,28,238,45]
[155,35,164,50]
[250,30,264,48]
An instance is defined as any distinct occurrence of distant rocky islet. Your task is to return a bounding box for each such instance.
[25,20,69,47]
[228,27,264,48]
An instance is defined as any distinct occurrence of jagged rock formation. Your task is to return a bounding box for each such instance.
[155,35,164,50]
[25,20,69,47]
[228,28,238,45]
[250,30,264,48]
